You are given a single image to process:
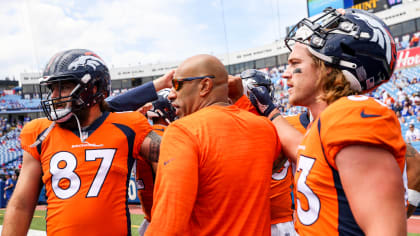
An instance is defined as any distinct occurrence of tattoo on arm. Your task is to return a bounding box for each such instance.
[141,131,161,163]
[406,143,420,159]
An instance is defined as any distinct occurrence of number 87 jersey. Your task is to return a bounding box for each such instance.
[294,96,406,236]
[20,111,152,236]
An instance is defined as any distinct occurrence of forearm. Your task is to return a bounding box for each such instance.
[271,110,302,163]
[2,198,36,236]
[107,82,158,112]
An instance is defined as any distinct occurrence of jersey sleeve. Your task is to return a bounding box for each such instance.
[19,119,48,161]
[131,112,153,158]
[284,113,308,135]
[320,97,406,169]
[107,81,158,112]
[147,122,199,235]
[234,95,259,115]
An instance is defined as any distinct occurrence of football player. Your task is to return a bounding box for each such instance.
[2,49,161,236]
[136,88,176,236]
[251,8,407,235]
[239,69,297,236]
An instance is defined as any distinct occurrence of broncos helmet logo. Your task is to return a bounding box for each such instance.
[353,13,392,64]
[68,55,106,71]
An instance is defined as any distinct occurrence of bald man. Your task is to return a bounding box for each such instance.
[146,54,282,236]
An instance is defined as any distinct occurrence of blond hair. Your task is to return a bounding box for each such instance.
[312,56,359,104]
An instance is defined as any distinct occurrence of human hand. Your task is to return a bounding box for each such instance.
[249,86,276,116]
[153,69,175,91]
[136,102,153,116]
[228,75,244,104]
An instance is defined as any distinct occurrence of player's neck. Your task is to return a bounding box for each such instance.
[308,101,328,120]
[82,105,103,127]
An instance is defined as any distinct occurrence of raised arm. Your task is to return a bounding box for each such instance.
[2,151,43,236]
[105,70,175,112]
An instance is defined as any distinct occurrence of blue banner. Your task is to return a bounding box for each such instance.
[307,0,344,16]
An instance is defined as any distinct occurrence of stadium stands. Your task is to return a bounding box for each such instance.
[0,65,419,170]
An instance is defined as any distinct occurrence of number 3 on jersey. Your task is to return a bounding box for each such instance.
[50,149,116,199]
[296,155,321,225]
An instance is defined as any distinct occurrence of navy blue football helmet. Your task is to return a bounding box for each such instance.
[285,8,397,92]
[146,89,177,123]
[39,49,111,122]
[240,69,274,99]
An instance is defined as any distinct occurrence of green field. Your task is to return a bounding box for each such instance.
[0,209,144,235]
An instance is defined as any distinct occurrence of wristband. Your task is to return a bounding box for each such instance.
[408,189,420,207]
[270,112,282,121]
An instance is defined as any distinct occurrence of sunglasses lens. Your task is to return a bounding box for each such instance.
[172,79,181,91]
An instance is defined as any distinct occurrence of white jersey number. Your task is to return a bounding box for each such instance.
[50,149,116,199]
[272,160,290,181]
[296,155,321,225]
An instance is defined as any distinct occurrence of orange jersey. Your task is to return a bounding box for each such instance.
[294,96,406,236]
[234,94,259,115]
[284,111,310,135]
[152,123,166,136]
[135,124,166,221]
[20,111,152,236]
[147,105,281,236]
[270,160,294,224]
[284,112,310,227]
[235,95,295,224]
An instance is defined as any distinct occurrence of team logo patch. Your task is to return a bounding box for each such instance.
[68,55,106,71]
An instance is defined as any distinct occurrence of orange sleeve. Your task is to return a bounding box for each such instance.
[234,95,259,115]
[147,123,199,235]
[284,113,308,135]
[19,119,48,161]
[131,112,153,158]
[321,97,406,169]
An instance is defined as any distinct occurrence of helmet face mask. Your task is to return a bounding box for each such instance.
[146,88,177,124]
[240,69,275,101]
[39,49,111,122]
[285,7,397,93]
[40,77,78,122]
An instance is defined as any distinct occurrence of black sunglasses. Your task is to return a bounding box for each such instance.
[172,75,215,91]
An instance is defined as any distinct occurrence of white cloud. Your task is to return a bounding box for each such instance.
[0,0,307,80]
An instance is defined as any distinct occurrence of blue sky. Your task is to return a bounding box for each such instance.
[0,0,307,80]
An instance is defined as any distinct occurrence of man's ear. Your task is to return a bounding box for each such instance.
[199,78,213,97]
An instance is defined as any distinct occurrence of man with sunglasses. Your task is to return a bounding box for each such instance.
[146,54,283,235]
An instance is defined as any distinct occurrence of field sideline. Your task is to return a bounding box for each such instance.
[0,206,419,235]
[0,205,145,236]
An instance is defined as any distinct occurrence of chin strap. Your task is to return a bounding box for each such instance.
[72,113,87,143]
[29,121,56,148]
[29,112,88,148]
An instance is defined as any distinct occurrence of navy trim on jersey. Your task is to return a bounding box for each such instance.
[112,123,136,235]
[299,111,310,129]
[35,127,49,155]
[317,119,365,236]
[71,111,110,138]
[107,81,158,112]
